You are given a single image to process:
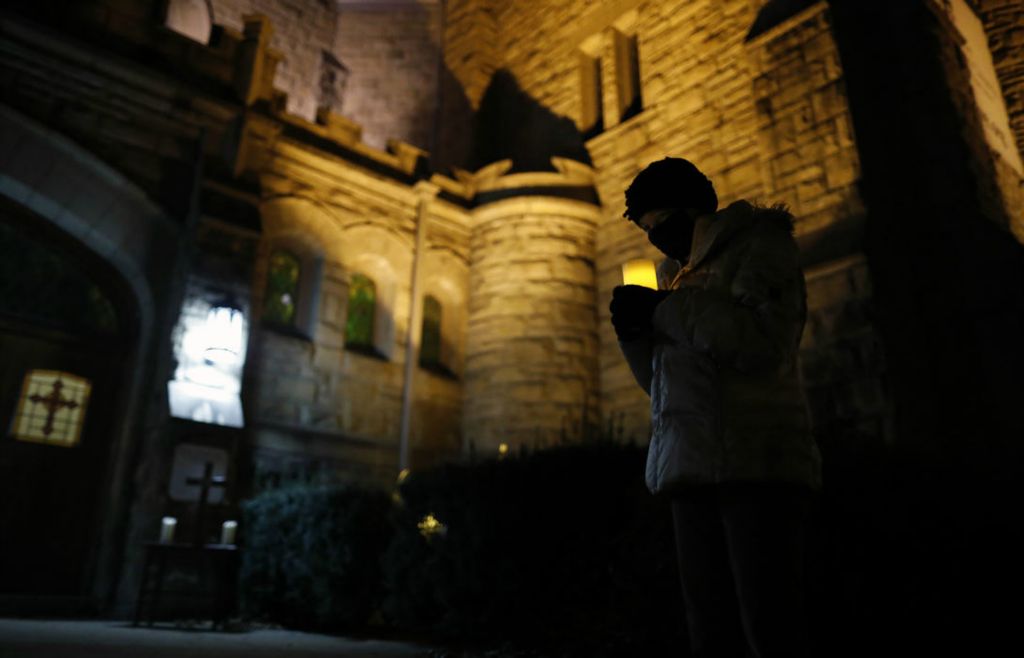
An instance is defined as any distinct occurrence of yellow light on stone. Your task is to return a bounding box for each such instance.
[397,468,410,484]
[622,259,658,289]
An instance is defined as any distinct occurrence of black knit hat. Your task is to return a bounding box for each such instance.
[623,157,718,221]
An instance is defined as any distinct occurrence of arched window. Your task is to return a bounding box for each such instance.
[263,250,301,327]
[419,295,442,369]
[345,273,376,350]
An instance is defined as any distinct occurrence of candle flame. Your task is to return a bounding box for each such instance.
[622,259,658,289]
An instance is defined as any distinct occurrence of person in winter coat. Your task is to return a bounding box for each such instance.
[610,157,821,658]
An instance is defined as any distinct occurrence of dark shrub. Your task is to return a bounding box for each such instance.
[382,442,685,656]
[240,484,393,630]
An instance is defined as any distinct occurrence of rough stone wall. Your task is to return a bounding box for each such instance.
[574,0,770,437]
[976,0,1024,242]
[435,0,499,169]
[800,256,892,453]
[978,0,1024,160]
[333,2,443,151]
[0,0,242,219]
[925,0,1024,240]
[442,0,500,109]
[459,0,883,442]
[746,3,890,455]
[490,0,634,125]
[210,0,339,121]
[441,0,753,437]
[463,194,601,452]
[748,4,864,234]
[250,154,470,483]
[827,0,1024,471]
[583,0,769,438]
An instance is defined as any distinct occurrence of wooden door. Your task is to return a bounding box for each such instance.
[0,322,125,596]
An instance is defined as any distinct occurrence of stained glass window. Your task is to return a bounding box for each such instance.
[345,273,376,349]
[11,370,91,447]
[263,250,301,327]
[419,295,442,369]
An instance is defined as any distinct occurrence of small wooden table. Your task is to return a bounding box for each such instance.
[132,542,239,629]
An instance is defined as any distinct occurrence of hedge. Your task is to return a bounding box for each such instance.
[233,437,1024,656]
[239,442,684,654]
[382,442,685,655]
[239,484,393,630]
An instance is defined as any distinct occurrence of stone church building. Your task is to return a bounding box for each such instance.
[1,0,1021,615]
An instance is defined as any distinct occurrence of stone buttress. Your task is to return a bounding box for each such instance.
[461,159,602,454]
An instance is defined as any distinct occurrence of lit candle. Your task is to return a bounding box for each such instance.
[160,517,177,543]
[498,443,509,457]
[622,259,658,289]
[220,520,238,545]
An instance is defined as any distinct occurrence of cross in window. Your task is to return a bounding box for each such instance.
[29,379,79,437]
[185,462,228,545]
[185,462,227,508]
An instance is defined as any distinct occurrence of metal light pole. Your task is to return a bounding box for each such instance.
[398,180,439,473]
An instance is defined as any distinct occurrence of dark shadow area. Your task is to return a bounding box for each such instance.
[807,1,1024,655]
[241,443,684,657]
[0,202,137,611]
[746,0,820,41]
[469,69,592,173]
[828,0,1024,471]
[0,214,123,339]
[431,61,476,175]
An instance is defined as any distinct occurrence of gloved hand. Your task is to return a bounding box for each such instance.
[609,285,670,341]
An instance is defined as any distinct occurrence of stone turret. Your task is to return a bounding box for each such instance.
[461,158,602,454]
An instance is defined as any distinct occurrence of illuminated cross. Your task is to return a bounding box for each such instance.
[28,379,79,437]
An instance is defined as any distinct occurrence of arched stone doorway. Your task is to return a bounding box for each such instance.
[0,198,138,604]
[0,106,177,613]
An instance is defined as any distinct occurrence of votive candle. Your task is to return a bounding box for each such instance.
[622,259,658,289]
[159,517,177,543]
[220,520,238,545]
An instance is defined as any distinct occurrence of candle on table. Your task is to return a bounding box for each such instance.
[220,520,238,545]
[160,517,177,543]
[622,259,658,289]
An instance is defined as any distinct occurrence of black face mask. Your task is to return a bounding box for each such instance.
[647,210,695,261]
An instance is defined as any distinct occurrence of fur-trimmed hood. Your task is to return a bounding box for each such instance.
[751,202,796,234]
[657,200,797,289]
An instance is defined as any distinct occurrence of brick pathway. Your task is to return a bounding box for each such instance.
[0,619,430,658]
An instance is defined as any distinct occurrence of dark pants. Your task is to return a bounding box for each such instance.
[671,484,812,658]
